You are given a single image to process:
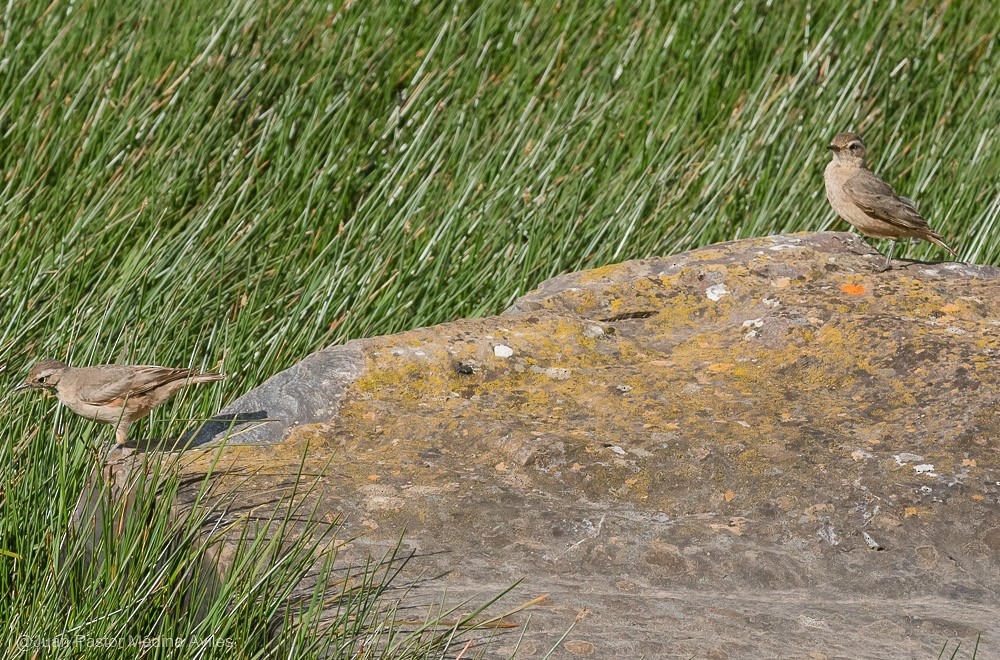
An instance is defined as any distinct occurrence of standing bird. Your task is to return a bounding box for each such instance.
[823,132,958,271]
[13,360,225,446]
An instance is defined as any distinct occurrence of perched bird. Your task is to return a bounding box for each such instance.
[824,132,958,271]
[13,360,225,446]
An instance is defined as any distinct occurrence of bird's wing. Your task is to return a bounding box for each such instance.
[77,366,194,404]
[125,366,196,395]
[843,171,930,231]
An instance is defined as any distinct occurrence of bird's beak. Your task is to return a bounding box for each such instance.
[827,144,839,152]
[11,381,30,393]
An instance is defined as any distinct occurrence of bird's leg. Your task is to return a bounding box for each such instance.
[879,240,897,272]
[115,423,130,447]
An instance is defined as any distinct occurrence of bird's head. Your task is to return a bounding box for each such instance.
[827,132,866,166]
[13,359,69,393]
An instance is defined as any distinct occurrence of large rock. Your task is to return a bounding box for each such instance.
[90,232,1000,657]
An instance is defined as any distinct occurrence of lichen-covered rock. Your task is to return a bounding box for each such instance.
[91,232,1000,657]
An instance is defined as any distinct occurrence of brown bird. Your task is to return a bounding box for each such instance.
[13,360,225,446]
[824,132,958,271]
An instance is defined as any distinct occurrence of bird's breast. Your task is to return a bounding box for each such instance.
[824,163,879,230]
[57,395,123,425]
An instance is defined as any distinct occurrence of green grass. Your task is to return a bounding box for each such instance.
[1,0,996,656]
[7,440,520,657]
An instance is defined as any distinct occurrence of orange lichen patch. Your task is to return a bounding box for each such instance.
[724,490,736,502]
[963,458,977,467]
[904,507,920,518]
[972,495,985,501]
[940,303,961,314]
[840,284,866,295]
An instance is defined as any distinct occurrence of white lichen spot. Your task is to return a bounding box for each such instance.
[817,518,838,546]
[894,452,924,465]
[607,445,626,455]
[742,318,762,340]
[530,366,571,380]
[493,344,514,358]
[705,284,729,302]
[914,464,937,475]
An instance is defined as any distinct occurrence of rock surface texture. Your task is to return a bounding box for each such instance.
[95,232,1000,657]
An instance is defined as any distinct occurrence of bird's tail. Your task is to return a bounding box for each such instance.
[923,231,958,257]
[190,372,226,384]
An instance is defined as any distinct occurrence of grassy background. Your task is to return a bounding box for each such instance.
[1,0,997,656]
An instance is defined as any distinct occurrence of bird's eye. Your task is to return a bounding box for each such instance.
[36,376,45,384]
